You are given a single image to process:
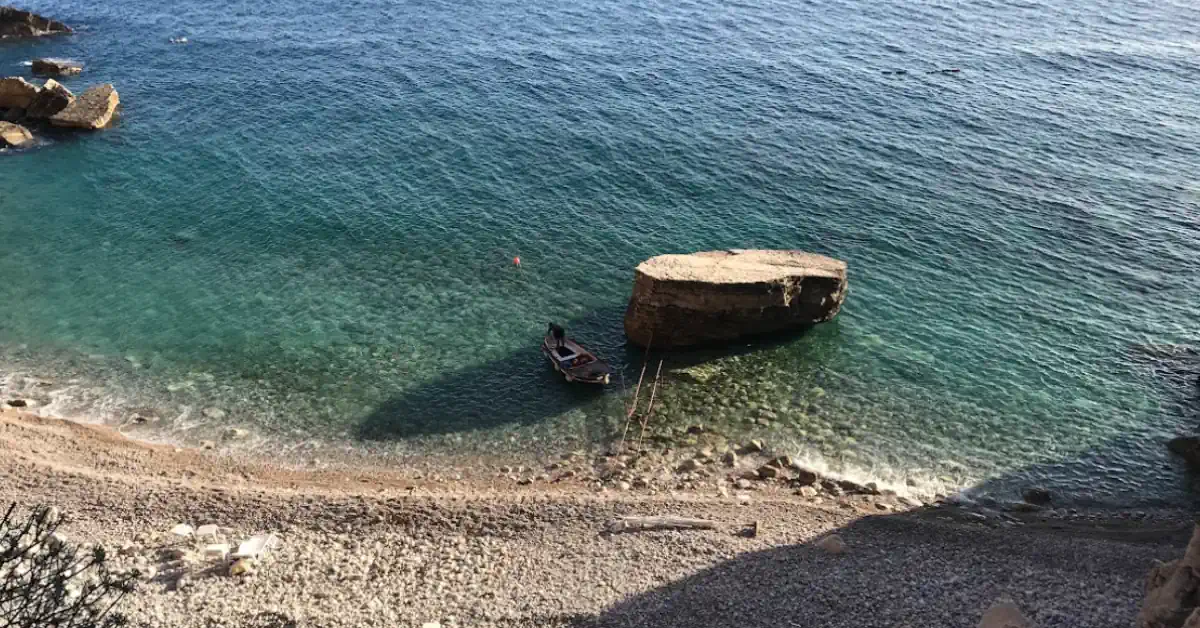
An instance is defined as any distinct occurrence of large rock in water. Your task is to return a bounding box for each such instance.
[50,83,118,129]
[623,249,848,348]
[0,7,70,39]
[31,58,82,77]
[0,121,32,147]
[1138,525,1200,628]
[0,77,38,109]
[25,79,72,119]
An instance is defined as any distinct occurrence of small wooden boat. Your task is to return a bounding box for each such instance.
[542,324,613,385]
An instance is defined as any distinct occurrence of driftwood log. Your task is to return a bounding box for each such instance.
[604,516,717,534]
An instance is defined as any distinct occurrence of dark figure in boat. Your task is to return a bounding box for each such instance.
[549,322,566,350]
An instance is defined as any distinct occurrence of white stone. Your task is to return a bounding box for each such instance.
[195,524,220,539]
[202,407,227,420]
[816,534,846,555]
[170,524,194,537]
[234,533,279,559]
[421,623,443,628]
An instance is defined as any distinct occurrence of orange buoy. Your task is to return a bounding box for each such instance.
[513,256,521,266]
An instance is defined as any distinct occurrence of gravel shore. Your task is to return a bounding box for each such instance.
[0,408,1188,627]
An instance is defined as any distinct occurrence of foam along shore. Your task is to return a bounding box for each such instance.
[0,408,1187,627]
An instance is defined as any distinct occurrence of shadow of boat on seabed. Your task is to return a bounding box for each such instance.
[354,305,825,441]
[356,308,628,441]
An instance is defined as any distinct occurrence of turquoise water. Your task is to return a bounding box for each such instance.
[1,0,1199,505]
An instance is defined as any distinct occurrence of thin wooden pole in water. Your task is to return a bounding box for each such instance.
[637,359,664,453]
[618,361,647,453]
[617,333,653,453]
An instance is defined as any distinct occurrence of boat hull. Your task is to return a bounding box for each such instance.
[542,339,612,385]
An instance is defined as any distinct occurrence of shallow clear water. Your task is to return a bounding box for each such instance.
[2,0,1199,505]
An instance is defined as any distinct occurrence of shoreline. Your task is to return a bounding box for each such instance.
[2,340,1194,514]
[1,407,1191,627]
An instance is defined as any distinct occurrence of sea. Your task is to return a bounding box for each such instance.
[1,0,1198,507]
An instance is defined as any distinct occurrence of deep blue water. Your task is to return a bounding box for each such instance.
[2,0,1199,505]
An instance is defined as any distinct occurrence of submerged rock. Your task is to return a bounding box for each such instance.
[31,58,82,77]
[50,83,119,129]
[1168,436,1200,472]
[624,249,848,348]
[0,7,71,39]
[26,79,73,119]
[1022,487,1052,505]
[0,77,38,109]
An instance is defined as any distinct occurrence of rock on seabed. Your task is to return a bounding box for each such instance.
[623,249,848,348]
[1168,436,1200,471]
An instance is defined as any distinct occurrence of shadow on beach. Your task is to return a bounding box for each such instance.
[564,509,1186,628]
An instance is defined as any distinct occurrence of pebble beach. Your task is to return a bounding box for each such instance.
[1,408,1189,627]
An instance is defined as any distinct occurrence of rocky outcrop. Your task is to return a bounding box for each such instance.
[0,6,70,39]
[623,249,848,348]
[31,58,82,76]
[1138,525,1200,628]
[0,121,32,147]
[0,77,38,109]
[25,78,72,119]
[50,83,118,129]
[1169,437,1200,472]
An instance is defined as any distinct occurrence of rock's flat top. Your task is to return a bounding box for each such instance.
[636,249,847,284]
